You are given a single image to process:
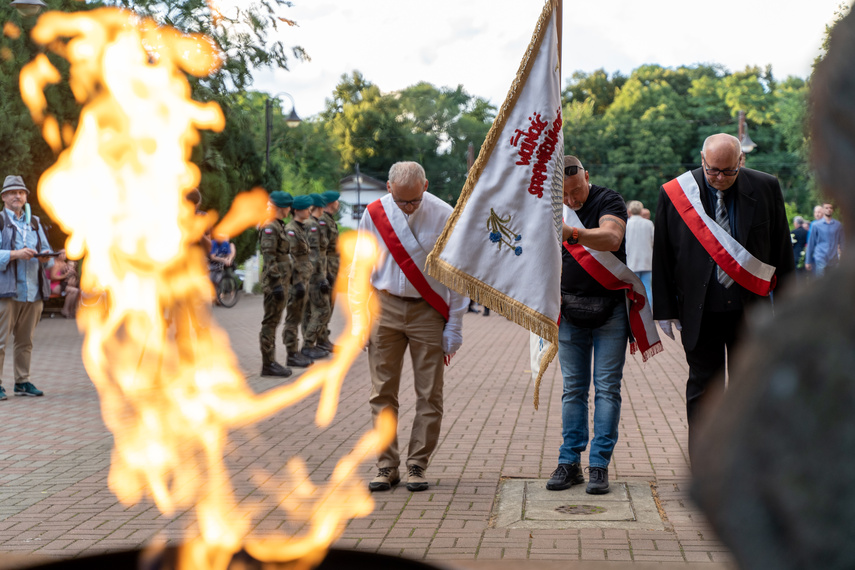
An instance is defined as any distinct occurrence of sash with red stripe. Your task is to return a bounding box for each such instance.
[663,172,776,296]
[367,200,450,321]
[563,207,661,361]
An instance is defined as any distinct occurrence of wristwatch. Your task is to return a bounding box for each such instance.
[567,227,579,245]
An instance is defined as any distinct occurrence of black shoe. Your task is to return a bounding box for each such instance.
[483,308,490,316]
[586,466,610,494]
[287,352,313,368]
[546,462,584,490]
[317,339,336,353]
[301,345,329,360]
[261,362,292,378]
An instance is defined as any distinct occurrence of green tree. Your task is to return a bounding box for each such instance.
[0,0,106,247]
[563,69,627,115]
[322,73,495,203]
[1,0,305,263]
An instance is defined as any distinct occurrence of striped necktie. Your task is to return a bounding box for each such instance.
[715,190,735,288]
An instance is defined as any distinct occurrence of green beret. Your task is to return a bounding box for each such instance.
[310,193,326,208]
[322,190,340,203]
[269,191,293,208]
[292,195,312,210]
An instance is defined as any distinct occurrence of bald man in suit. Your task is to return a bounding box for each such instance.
[652,133,794,460]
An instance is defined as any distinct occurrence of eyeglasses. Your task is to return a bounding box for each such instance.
[564,165,582,177]
[702,156,740,177]
[393,198,422,207]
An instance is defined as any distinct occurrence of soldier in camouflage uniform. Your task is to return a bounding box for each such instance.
[318,190,340,352]
[300,193,332,360]
[258,191,294,377]
[283,195,316,368]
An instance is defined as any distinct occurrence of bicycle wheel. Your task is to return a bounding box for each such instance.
[217,275,239,308]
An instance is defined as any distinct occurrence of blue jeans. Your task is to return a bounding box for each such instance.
[558,303,629,468]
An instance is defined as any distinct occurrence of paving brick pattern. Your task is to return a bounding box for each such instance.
[0,296,734,568]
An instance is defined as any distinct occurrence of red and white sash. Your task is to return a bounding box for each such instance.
[663,172,776,296]
[563,207,662,362]
[367,198,450,321]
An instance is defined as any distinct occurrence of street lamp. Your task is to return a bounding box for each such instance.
[265,92,301,171]
[10,0,47,17]
[737,110,757,154]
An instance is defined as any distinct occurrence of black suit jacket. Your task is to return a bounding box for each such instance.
[652,167,794,351]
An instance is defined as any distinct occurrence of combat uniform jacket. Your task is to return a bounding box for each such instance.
[304,215,327,279]
[259,218,291,294]
[284,219,311,290]
[321,211,339,282]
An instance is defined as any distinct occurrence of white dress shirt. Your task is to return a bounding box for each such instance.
[350,192,468,354]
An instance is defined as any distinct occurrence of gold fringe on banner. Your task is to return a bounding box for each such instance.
[426,0,561,409]
[429,258,558,410]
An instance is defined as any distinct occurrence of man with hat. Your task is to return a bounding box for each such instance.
[0,175,55,400]
[259,190,294,378]
[283,195,317,368]
[318,190,340,352]
[301,194,332,360]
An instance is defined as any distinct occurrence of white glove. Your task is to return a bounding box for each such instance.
[657,319,682,340]
[442,325,462,356]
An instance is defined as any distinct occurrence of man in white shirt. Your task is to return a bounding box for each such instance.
[350,162,467,493]
[625,200,655,305]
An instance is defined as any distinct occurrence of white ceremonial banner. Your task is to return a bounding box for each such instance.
[426,0,563,408]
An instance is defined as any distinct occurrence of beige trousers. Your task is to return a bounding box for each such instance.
[0,298,43,386]
[368,291,445,470]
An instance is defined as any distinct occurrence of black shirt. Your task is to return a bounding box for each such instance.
[561,184,627,298]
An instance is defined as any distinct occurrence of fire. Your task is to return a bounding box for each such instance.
[19,7,390,569]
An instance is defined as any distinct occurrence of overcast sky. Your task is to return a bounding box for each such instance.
[249,0,850,119]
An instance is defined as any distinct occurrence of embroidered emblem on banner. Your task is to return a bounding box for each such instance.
[509,107,562,199]
[487,209,523,256]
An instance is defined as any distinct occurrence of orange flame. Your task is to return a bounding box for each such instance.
[3,21,21,39]
[212,188,273,240]
[20,8,389,569]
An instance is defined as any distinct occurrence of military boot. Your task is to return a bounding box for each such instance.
[287,351,313,368]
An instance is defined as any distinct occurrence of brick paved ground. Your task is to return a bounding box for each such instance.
[0,295,734,568]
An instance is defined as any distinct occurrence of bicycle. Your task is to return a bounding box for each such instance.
[211,262,240,308]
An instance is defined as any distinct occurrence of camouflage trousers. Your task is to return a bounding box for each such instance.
[303,275,331,346]
[284,281,309,353]
[259,292,286,365]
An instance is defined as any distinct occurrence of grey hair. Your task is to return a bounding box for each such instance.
[388,161,426,187]
[627,200,643,215]
[794,216,805,224]
[701,134,742,157]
